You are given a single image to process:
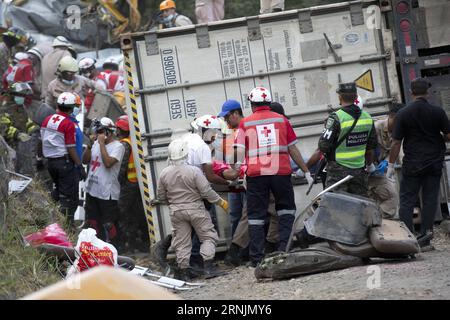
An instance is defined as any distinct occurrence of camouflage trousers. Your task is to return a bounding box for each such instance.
[325,161,369,197]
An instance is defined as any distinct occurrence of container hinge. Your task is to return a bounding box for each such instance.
[144,33,159,56]
[298,10,313,34]
[196,24,210,49]
[247,16,261,41]
[350,3,364,26]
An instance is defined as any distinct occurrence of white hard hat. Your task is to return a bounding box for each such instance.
[27,47,43,61]
[103,57,119,67]
[168,138,189,161]
[190,115,222,131]
[58,56,79,73]
[78,57,96,71]
[354,95,364,110]
[13,52,28,63]
[100,117,116,129]
[52,36,71,47]
[248,87,272,103]
[57,92,81,106]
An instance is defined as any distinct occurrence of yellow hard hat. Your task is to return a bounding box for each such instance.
[160,0,176,11]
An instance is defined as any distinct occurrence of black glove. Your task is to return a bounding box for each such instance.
[76,165,87,181]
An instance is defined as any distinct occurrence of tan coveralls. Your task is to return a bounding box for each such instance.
[368,117,400,219]
[157,164,220,269]
[260,0,285,13]
[45,75,98,109]
[195,0,225,23]
[41,48,71,99]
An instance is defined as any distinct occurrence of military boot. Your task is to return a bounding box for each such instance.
[224,243,241,267]
[203,260,226,279]
[152,234,172,269]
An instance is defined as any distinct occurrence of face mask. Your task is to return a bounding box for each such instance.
[72,107,80,117]
[61,78,75,85]
[163,14,176,27]
[14,96,25,105]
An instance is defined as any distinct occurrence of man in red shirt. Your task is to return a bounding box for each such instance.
[234,87,312,267]
[41,92,85,222]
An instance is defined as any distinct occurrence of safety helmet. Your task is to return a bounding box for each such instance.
[115,115,130,132]
[26,47,43,61]
[354,95,364,110]
[96,117,116,133]
[10,82,33,96]
[168,138,189,161]
[78,57,96,74]
[57,92,81,108]
[248,87,272,103]
[13,52,29,64]
[103,56,119,69]
[190,115,222,131]
[2,27,27,42]
[57,56,79,73]
[160,0,176,11]
[52,36,71,48]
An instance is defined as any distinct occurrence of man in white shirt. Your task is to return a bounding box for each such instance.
[83,117,125,243]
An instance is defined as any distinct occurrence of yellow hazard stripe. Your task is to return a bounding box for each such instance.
[340,119,373,129]
[123,50,156,245]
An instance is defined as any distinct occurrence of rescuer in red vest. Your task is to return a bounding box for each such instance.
[234,87,313,267]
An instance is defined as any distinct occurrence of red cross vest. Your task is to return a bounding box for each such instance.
[241,107,292,177]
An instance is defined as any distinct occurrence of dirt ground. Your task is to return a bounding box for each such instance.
[173,224,450,300]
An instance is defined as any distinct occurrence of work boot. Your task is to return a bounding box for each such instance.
[173,267,191,282]
[152,234,172,269]
[203,260,226,279]
[265,241,278,254]
[189,254,204,271]
[224,243,241,267]
[417,232,435,252]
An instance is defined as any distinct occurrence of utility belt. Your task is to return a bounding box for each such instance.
[47,154,72,163]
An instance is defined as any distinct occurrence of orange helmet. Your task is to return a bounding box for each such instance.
[115,115,129,132]
[160,0,176,11]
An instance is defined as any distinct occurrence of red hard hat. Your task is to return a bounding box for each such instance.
[115,115,129,131]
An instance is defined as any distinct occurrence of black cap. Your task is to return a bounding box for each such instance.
[389,102,405,114]
[336,82,357,94]
[411,77,431,95]
[270,102,289,119]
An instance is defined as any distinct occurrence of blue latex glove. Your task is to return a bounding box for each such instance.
[371,160,388,176]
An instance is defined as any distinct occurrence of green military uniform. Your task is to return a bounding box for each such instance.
[319,84,377,196]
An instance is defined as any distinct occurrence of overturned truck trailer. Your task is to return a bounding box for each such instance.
[121,0,403,247]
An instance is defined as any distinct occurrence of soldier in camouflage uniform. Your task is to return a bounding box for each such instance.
[318,83,378,197]
[115,115,150,253]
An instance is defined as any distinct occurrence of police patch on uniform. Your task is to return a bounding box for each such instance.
[325,117,335,129]
[346,131,369,147]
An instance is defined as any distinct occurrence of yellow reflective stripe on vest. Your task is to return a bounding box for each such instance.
[340,118,373,129]
[121,137,138,183]
[335,150,366,160]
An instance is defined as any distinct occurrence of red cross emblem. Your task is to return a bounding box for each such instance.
[91,156,101,172]
[262,126,271,137]
[62,96,67,102]
[203,119,211,127]
[52,115,61,123]
[355,98,360,104]
[261,93,267,100]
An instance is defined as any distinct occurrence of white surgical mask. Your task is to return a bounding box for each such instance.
[14,96,25,105]
[61,78,74,85]
[72,107,80,117]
